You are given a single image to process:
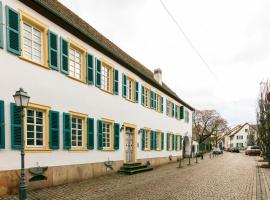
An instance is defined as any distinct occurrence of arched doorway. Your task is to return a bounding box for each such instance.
[182,136,191,158]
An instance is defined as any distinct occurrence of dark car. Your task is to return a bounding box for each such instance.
[245,146,260,156]
[213,148,223,155]
[231,147,240,153]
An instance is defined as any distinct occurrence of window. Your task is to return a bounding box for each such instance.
[185,110,190,123]
[23,22,42,64]
[156,131,162,150]
[20,11,48,68]
[102,121,112,148]
[71,116,83,147]
[126,77,134,101]
[145,129,151,150]
[169,134,173,150]
[69,48,82,80]
[26,109,44,147]
[237,135,243,140]
[145,88,150,108]
[24,103,50,151]
[166,100,173,117]
[245,129,248,132]
[177,135,181,151]
[100,62,113,93]
[156,94,161,112]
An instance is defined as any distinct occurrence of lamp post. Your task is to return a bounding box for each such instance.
[13,88,30,200]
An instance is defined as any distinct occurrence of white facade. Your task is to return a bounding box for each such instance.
[229,124,257,148]
[0,0,193,173]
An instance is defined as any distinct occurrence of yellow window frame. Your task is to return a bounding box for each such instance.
[156,130,162,151]
[69,111,88,151]
[101,118,115,151]
[24,102,51,152]
[68,40,87,84]
[156,94,162,113]
[143,86,151,108]
[19,10,49,69]
[126,75,135,103]
[100,59,114,94]
[169,133,173,151]
[144,128,151,151]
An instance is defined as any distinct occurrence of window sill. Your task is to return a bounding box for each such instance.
[67,75,87,84]
[124,97,135,103]
[25,148,51,153]
[101,148,115,151]
[68,148,88,152]
[100,88,114,95]
[19,56,49,70]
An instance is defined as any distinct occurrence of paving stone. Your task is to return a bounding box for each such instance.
[0,153,257,200]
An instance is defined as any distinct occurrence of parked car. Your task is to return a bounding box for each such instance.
[230,147,240,153]
[245,146,260,156]
[213,148,223,155]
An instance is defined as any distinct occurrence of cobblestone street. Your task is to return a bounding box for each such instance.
[1,153,260,200]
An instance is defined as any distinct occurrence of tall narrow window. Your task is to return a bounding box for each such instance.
[156,131,161,150]
[101,64,111,92]
[143,87,150,108]
[22,22,42,64]
[71,117,83,147]
[26,109,44,147]
[102,122,112,148]
[145,129,150,150]
[69,48,82,80]
[126,77,134,101]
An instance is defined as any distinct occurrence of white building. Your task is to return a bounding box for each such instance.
[226,123,257,149]
[0,0,194,196]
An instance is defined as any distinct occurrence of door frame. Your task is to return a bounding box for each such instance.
[123,122,137,163]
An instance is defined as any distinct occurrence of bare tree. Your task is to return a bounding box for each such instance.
[193,110,228,151]
[257,81,270,166]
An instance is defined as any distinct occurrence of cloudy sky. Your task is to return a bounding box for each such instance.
[59,0,270,127]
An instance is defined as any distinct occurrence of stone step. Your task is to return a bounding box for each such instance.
[123,162,142,167]
[119,166,153,175]
[120,164,148,170]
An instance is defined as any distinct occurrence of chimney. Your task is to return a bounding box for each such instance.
[154,68,162,85]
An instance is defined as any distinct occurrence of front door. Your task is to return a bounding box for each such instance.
[125,128,134,163]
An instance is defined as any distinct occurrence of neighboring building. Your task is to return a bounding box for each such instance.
[226,123,257,149]
[0,0,194,196]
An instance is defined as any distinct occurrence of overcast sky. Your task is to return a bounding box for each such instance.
[59,0,270,127]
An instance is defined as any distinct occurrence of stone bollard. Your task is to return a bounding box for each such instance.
[195,154,198,164]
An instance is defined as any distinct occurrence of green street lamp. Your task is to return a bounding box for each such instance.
[13,88,30,200]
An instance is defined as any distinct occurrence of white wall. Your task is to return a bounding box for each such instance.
[0,0,193,171]
[231,124,250,148]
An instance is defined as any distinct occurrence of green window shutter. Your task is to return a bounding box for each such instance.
[166,133,169,151]
[141,86,145,105]
[172,103,175,117]
[175,106,178,119]
[63,112,71,149]
[113,69,119,95]
[180,106,184,119]
[97,120,103,150]
[154,131,156,150]
[141,129,145,150]
[10,103,21,149]
[48,31,58,70]
[135,81,139,103]
[172,134,175,150]
[86,53,94,85]
[161,132,164,150]
[150,130,154,150]
[166,99,169,116]
[180,136,183,150]
[87,118,94,150]
[114,123,120,150]
[49,110,60,149]
[122,73,127,98]
[95,58,101,88]
[6,6,20,55]
[0,1,3,49]
[175,135,178,150]
[60,37,69,74]
[161,97,164,113]
[150,91,154,109]
[0,100,5,149]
